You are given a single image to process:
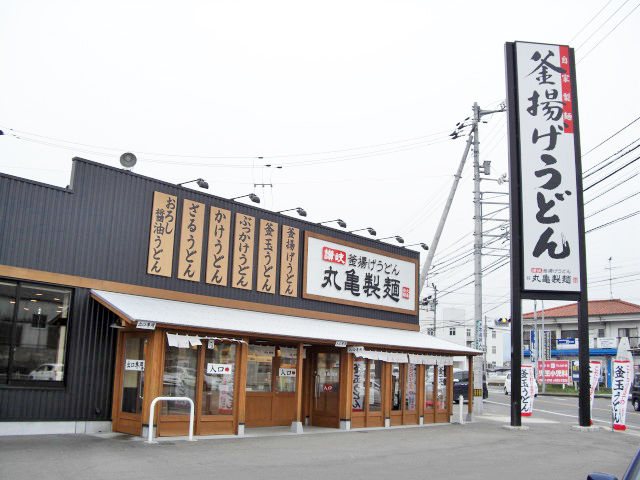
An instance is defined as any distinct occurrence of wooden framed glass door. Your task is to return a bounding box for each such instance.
[351,358,384,428]
[311,351,340,428]
[390,363,419,426]
[113,332,149,436]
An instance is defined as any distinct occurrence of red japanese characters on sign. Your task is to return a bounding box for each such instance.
[538,360,571,384]
[402,287,410,299]
[322,246,346,265]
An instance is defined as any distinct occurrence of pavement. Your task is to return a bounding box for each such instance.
[0,415,638,480]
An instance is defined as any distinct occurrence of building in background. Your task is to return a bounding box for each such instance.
[522,300,640,387]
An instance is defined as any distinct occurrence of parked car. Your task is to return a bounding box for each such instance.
[452,369,488,403]
[587,446,640,480]
[487,367,509,385]
[631,373,640,411]
[504,371,538,397]
[28,363,64,381]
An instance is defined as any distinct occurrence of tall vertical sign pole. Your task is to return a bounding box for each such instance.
[572,45,590,426]
[505,41,589,427]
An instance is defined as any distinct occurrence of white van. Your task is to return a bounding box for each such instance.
[504,371,538,396]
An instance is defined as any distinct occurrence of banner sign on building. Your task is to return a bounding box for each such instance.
[279,226,300,297]
[147,191,177,277]
[177,199,205,282]
[303,233,418,314]
[257,220,279,294]
[538,360,571,384]
[232,214,256,290]
[521,365,535,416]
[612,359,632,431]
[206,206,231,286]
[512,42,582,293]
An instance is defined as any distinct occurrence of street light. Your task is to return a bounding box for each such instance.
[318,219,347,228]
[277,207,307,217]
[377,236,404,244]
[231,193,261,204]
[177,178,209,189]
[403,243,429,250]
[349,227,376,236]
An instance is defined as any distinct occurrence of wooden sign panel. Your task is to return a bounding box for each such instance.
[256,219,279,294]
[206,206,231,286]
[147,191,178,277]
[279,225,300,297]
[177,199,205,281]
[231,214,255,290]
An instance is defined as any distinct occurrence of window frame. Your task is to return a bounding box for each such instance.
[0,278,73,388]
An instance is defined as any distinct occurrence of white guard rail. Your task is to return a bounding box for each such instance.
[147,396,195,443]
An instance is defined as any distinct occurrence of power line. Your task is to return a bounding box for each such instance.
[577,2,640,63]
[575,0,631,51]
[583,154,640,191]
[586,210,640,233]
[568,0,615,44]
[585,190,640,218]
[582,116,640,159]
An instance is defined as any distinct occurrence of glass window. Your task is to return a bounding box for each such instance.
[405,364,417,411]
[246,345,274,392]
[162,341,198,415]
[352,359,366,412]
[368,360,382,412]
[424,365,435,411]
[0,280,71,385]
[276,347,297,393]
[202,343,236,416]
[391,363,401,411]
[449,328,456,336]
[492,331,497,339]
[121,337,146,414]
[437,366,447,409]
[492,346,497,354]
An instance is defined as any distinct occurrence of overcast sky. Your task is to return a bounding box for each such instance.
[1,1,638,329]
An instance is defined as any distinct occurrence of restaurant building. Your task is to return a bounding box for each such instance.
[0,158,480,437]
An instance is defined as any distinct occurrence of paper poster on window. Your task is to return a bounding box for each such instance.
[232,214,255,290]
[257,219,279,294]
[206,206,231,286]
[514,42,581,292]
[147,191,177,277]
[303,233,418,314]
[352,359,365,412]
[278,368,296,377]
[125,359,145,371]
[206,363,233,375]
[279,226,300,297]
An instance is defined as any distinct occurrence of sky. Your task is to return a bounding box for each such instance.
[1,1,639,332]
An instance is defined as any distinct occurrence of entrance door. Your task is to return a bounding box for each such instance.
[311,351,340,428]
[113,332,148,435]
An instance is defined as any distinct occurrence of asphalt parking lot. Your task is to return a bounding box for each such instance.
[0,416,637,480]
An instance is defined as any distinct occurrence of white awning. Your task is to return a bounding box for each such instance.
[91,289,481,356]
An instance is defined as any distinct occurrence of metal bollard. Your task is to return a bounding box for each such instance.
[459,395,464,424]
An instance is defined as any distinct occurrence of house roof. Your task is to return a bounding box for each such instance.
[523,299,640,319]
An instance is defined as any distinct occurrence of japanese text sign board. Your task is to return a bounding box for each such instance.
[521,365,535,416]
[538,360,571,384]
[147,191,178,277]
[206,206,231,286]
[232,214,255,290]
[177,199,205,282]
[612,360,632,431]
[512,42,583,293]
[279,226,300,297]
[303,233,418,314]
[125,359,145,371]
[257,219,279,294]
